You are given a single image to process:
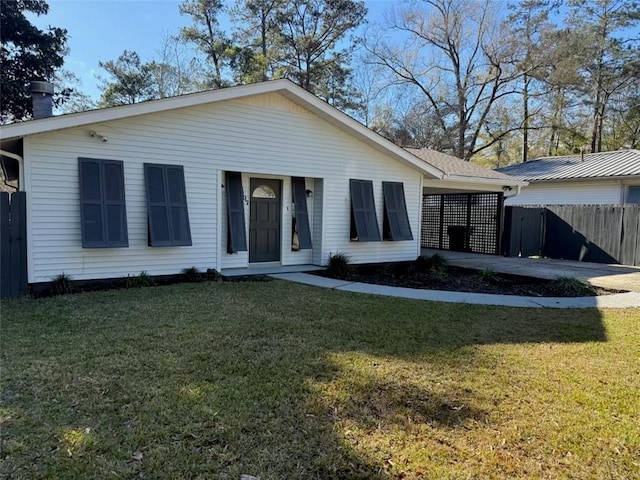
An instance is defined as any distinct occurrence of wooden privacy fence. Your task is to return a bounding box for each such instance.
[1,192,28,298]
[502,204,640,266]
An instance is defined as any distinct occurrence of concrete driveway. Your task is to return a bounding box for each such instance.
[421,248,640,293]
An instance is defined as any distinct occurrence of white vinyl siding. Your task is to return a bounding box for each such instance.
[505,182,622,206]
[25,92,421,282]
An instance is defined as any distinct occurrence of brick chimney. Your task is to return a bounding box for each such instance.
[30,81,54,119]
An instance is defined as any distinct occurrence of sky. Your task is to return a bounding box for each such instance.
[27,0,409,101]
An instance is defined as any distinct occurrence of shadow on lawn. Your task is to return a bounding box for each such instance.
[166,287,606,478]
[0,283,608,479]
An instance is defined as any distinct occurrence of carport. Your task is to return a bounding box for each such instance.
[406,148,526,255]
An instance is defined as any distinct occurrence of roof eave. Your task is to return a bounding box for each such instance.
[0,81,293,141]
[0,79,446,180]
[525,175,640,184]
[441,174,528,187]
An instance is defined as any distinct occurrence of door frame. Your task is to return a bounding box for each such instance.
[249,177,283,264]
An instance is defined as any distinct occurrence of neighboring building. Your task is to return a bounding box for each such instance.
[0,79,523,286]
[496,150,640,206]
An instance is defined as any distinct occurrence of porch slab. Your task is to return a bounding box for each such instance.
[221,264,323,277]
[421,248,640,293]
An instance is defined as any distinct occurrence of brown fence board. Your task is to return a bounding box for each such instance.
[621,206,640,266]
[1,191,28,298]
[504,204,640,266]
[1,193,10,298]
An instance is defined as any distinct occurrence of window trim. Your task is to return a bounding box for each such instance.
[291,177,312,250]
[144,163,192,247]
[350,179,381,242]
[382,181,414,241]
[626,185,640,204]
[78,157,128,248]
[226,171,248,253]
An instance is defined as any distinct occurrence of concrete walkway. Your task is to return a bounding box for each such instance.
[269,273,640,309]
[422,248,640,293]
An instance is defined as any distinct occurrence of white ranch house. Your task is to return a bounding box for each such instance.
[0,80,524,286]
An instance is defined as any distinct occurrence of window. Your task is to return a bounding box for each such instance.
[226,171,247,253]
[78,158,128,248]
[382,182,413,241]
[252,185,277,198]
[144,163,192,246]
[350,179,381,242]
[627,186,640,204]
[291,177,312,250]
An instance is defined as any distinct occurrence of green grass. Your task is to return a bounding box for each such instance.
[1,281,639,479]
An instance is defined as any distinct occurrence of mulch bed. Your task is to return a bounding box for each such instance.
[316,263,622,297]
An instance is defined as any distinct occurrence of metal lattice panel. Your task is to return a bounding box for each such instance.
[421,192,503,254]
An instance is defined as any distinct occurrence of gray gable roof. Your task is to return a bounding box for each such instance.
[405,148,519,181]
[495,150,640,181]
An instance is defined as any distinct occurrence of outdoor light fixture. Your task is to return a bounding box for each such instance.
[89,130,108,143]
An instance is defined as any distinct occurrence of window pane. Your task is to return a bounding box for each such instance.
[147,166,166,203]
[252,185,277,198]
[82,204,103,243]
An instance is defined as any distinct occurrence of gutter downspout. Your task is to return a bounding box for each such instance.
[503,185,522,199]
[0,149,24,192]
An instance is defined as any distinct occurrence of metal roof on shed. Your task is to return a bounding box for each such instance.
[495,150,640,181]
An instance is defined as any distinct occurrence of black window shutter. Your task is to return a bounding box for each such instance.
[350,179,381,242]
[166,166,192,246]
[382,182,413,241]
[103,161,129,246]
[226,171,247,253]
[291,177,312,249]
[145,163,192,247]
[79,158,128,248]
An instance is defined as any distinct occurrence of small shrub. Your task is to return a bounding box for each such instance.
[415,254,448,274]
[427,253,448,272]
[181,266,203,283]
[50,273,74,296]
[549,277,597,297]
[206,268,222,281]
[326,252,354,279]
[126,271,154,288]
[478,268,498,282]
[414,255,430,272]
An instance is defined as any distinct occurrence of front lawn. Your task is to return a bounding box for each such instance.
[1,281,638,479]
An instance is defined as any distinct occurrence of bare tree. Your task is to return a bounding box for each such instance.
[149,32,203,98]
[366,0,521,160]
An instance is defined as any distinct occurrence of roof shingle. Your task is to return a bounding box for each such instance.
[405,148,518,181]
